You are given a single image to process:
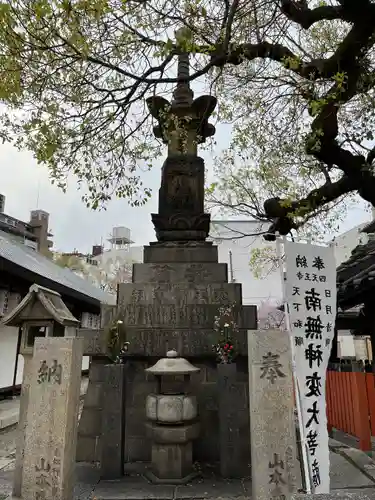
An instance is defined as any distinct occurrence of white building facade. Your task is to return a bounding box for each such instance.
[209,220,283,307]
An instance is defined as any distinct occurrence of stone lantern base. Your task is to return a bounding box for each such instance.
[145,421,200,484]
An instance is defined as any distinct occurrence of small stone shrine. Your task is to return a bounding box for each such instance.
[1,284,80,498]
[145,349,200,483]
[77,31,257,475]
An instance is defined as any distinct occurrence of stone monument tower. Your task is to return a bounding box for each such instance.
[78,35,257,473]
[113,39,257,469]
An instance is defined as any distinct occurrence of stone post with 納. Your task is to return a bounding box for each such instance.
[248,329,298,500]
[22,336,83,500]
[0,284,80,498]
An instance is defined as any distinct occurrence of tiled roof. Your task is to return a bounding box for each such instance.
[0,230,115,305]
[337,238,375,307]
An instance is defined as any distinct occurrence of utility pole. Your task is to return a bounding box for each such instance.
[229,250,235,283]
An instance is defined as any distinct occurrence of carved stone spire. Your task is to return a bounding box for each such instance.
[145,28,218,243]
[172,51,194,107]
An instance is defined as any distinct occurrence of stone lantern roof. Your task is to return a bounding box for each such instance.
[146,350,200,376]
[2,283,79,327]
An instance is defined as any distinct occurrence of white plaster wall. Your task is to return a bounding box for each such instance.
[0,324,90,391]
[82,357,90,371]
[337,331,356,358]
[209,220,283,306]
[0,325,21,390]
[93,245,143,266]
[354,337,369,360]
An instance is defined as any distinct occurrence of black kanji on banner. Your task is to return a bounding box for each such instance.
[296,255,308,268]
[305,316,324,340]
[312,256,325,270]
[311,459,321,487]
[306,429,318,456]
[295,337,304,347]
[305,343,323,369]
[304,288,322,312]
[306,401,320,427]
[305,372,322,397]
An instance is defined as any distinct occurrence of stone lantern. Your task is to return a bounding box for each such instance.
[145,349,200,484]
[1,283,79,498]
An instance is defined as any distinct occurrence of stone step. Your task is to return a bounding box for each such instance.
[132,263,228,284]
[144,244,218,264]
[91,474,251,500]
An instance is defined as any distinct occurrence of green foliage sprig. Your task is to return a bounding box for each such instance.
[107,319,130,364]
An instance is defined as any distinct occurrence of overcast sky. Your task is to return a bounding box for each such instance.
[0,122,371,253]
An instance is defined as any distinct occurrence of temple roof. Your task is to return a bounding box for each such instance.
[337,238,375,309]
[0,229,115,306]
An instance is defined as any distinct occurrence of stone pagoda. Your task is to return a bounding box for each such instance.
[77,36,257,476]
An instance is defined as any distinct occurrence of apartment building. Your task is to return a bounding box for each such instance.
[0,194,53,254]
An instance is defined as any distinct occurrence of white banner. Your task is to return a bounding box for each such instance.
[284,241,337,494]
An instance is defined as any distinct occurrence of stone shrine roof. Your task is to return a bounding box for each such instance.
[2,283,80,326]
[146,350,200,376]
[337,238,375,309]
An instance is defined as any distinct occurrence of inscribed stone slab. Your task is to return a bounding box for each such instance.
[22,337,84,500]
[122,327,251,357]
[247,329,298,500]
[117,282,243,307]
[78,328,110,357]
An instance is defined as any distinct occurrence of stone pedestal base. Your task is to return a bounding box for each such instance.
[146,422,199,483]
[146,442,199,484]
[86,242,258,467]
[145,467,199,485]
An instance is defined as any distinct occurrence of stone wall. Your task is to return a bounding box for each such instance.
[76,357,107,462]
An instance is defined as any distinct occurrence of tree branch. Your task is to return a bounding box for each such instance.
[281,1,345,29]
[263,175,354,240]
[367,145,375,166]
